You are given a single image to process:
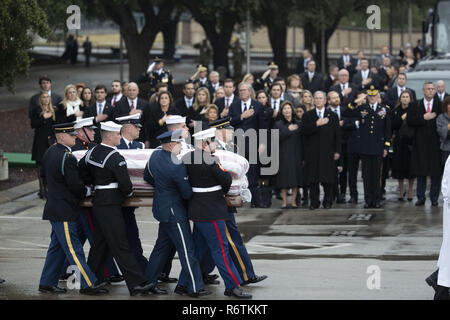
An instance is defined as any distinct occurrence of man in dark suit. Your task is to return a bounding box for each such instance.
[302,91,341,209]
[175,81,196,117]
[407,82,442,207]
[435,80,449,103]
[383,73,417,107]
[329,69,358,107]
[29,76,62,119]
[106,80,126,107]
[84,85,115,143]
[114,82,150,142]
[296,49,314,75]
[300,60,324,94]
[215,79,239,117]
[229,82,266,207]
[324,65,339,92]
[353,58,382,91]
[206,71,222,100]
[337,47,356,75]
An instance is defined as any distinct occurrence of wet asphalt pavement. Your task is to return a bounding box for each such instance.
[0,177,443,300]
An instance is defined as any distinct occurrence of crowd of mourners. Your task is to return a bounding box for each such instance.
[29,43,450,210]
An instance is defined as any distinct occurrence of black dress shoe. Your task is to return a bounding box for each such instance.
[107,274,124,283]
[364,203,371,209]
[432,201,439,207]
[39,285,67,294]
[203,274,220,285]
[336,195,346,203]
[302,200,309,207]
[130,282,153,296]
[0,278,5,284]
[149,283,167,295]
[323,204,331,209]
[80,282,109,295]
[374,202,381,209]
[415,200,425,206]
[426,270,439,292]
[158,273,178,283]
[224,287,252,299]
[241,275,268,286]
[309,205,318,210]
[175,285,211,297]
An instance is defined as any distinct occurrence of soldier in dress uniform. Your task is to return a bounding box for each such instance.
[115,114,149,275]
[191,64,210,90]
[182,128,252,299]
[255,62,279,92]
[38,122,108,295]
[355,86,391,208]
[144,57,175,97]
[78,121,156,296]
[208,118,268,286]
[143,129,210,297]
[59,117,123,284]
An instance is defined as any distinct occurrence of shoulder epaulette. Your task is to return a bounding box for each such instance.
[348,103,354,109]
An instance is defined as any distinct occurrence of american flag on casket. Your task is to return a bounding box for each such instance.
[72,148,252,202]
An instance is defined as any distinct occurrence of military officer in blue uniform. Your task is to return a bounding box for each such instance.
[208,118,268,285]
[59,117,123,283]
[144,57,174,97]
[78,121,156,296]
[39,122,108,295]
[182,128,252,299]
[354,86,391,208]
[116,114,148,274]
[143,129,210,297]
[191,64,210,90]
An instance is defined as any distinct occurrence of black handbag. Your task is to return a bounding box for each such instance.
[398,119,414,143]
[253,183,272,208]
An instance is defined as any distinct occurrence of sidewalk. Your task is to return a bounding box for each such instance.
[0,180,38,205]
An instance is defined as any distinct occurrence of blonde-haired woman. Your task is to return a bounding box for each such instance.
[187,87,210,132]
[300,89,314,111]
[31,92,56,198]
[213,86,225,103]
[56,84,84,123]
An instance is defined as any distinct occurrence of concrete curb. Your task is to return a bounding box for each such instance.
[0,180,39,205]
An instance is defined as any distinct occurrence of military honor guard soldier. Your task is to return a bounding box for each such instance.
[38,122,108,295]
[143,129,211,297]
[79,121,156,296]
[356,86,392,208]
[182,128,252,299]
[144,57,175,97]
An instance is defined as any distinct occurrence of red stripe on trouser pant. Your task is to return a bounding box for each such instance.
[86,208,110,278]
[212,221,240,287]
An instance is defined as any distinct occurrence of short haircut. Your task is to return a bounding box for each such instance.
[313,91,326,99]
[423,81,434,89]
[94,84,107,93]
[327,90,339,99]
[274,77,285,83]
[184,80,195,89]
[397,73,407,79]
[156,82,169,90]
[329,64,339,72]
[307,60,316,66]
[112,80,121,84]
[39,76,51,85]
[224,78,234,86]
[209,71,219,77]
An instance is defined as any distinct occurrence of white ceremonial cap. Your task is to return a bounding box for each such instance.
[74,117,96,129]
[192,128,216,140]
[166,115,186,125]
[115,113,142,127]
[100,121,122,132]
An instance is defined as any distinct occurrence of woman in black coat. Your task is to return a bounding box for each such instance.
[391,90,416,201]
[146,91,179,148]
[187,87,210,134]
[30,92,56,198]
[275,101,302,208]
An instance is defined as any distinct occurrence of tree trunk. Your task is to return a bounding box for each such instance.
[267,23,288,75]
[121,30,156,82]
[199,20,234,76]
[162,17,179,61]
[303,22,315,52]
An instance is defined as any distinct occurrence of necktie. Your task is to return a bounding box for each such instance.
[273,100,277,111]
[309,75,313,83]
[130,101,135,111]
[427,102,431,113]
[318,110,322,118]
[226,98,229,108]
[128,142,133,149]
[243,103,247,112]
[113,96,117,106]
[98,104,103,115]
